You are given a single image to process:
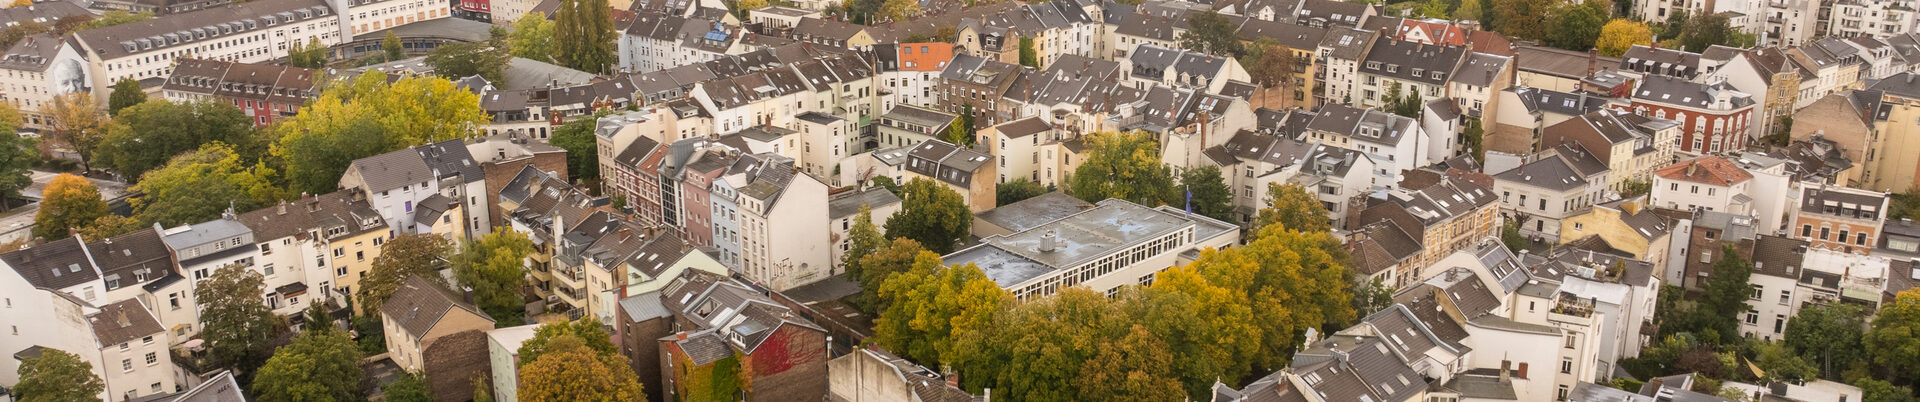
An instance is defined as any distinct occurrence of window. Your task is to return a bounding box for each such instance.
[1821,227,1831,240]
[1700,249,1712,263]
[122,359,133,372]
[1561,358,1573,374]
[1565,334,1577,348]
[145,352,157,365]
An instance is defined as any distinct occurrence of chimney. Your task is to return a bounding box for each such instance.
[1623,200,1641,215]
[277,202,288,215]
[1499,360,1511,382]
[1686,161,1699,177]
[943,365,960,388]
[676,332,688,341]
[1587,48,1598,76]
[116,309,131,328]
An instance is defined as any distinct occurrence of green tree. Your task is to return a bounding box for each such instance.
[1765,115,1794,147]
[1251,183,1329,235]
[453,229,535,326]
[33,173,107,240]
[1074,324,1184,401]
[1351,276,1394,318]
[1179,12,1243,57]
[1783,302,1865,379]
[1463,118,1486,162]
[1753,341,1817,383]
[76,214,143,240]
[1693,245,1754,345]
[427,40,510,84]
[1547,0,1608,51]
[1018,36,1038,68]
[1597,19,1655,57]
[251,326,364,402]
[995,178,1046,206]
[45,91,105,172]
[84,10,151,29]
[1678,12,1741,52]
[840,205,887,287]
[517,335,645,401]
[884,178,971,254]
[878,0,920,22]
[950,287,1121,400]
[552,0,616,74]
[130,143,282,227]
[97,100,257,181]
[1865,289,1920,384]
[197,263,284,379]
[357,234,452,316]
[1187,224,1355,373]
[383,31,404,61]
[106,78,145,116]
[515,317,617,367]
[1176,166,1233,222]
[873,260,1011,368]
[870,175,901,195]
[0,108,32,209]
[548,117,599,182]
[941,117,971,145]
[1502,220,1529,252]
[383,371,433,402]
[14,349,104,402]
[1489,0,1551,40]
[1455,0,1486,21]
[271,72,487,195]
[508,12,556,62]
[1068,130,1175,206]
[1853,378,1919,402]
[853,238,928,313]
[1133,266,1267,398]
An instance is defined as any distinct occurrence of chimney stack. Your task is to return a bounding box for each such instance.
[1499,360,1512,382]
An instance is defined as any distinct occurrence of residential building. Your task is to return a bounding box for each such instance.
[485,324,539,402]
[0,250,110,400]
[828,187,901,271]
[1302,103,1430,186]
[1489,86,1612,156]
[91,299,182,402]
[1622,75,1757,155]
[655,270,831,401]
[380,276,495,400]
[903,139,998,212]
[1354,38,1466,111]
[1651,156,1758,216]
[161,216,313,319]
[945,198,1241,300]
[468,133,568,229]
[1791,185,1890,254]
[875,105,957,149]
[0,33,89,130]
[1540,109,1681,194]
[1347,170,1501,273]
[876,42,955,109]
[339,141,490,241]
[1493,144,1611,238]
[1827,0,1916,39]
[0,229,202,344]
[160,58,320,127]
[938,54,1026,130]
[827,347,983,402]
[1121,44,1251,94]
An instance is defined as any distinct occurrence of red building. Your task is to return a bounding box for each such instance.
[646,270,829,402]
[1619,75,1757,155]
[160,58,319,127]
[608,135,668,226]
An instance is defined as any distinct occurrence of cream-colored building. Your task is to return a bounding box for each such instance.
[381,276,496,373]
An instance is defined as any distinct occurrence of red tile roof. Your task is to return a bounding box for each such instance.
[1654,156,1753,185]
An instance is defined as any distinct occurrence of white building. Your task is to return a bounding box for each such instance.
[1828,0,1917,39]
[338,140,490,240]
[944,199,1241,300]
[710,154,833,291]
[1492,145,1611,238]
[88,299,183,402]
[486,324,539,402]
[0,34,91,130]
[1303,103,1431,188]
[827,187,900,273]
[1652,155,1756,216]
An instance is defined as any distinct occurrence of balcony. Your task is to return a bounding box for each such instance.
[1551,293,1597,319]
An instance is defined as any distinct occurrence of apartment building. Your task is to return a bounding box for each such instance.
[159,58,320,127]
[89,300,183,402]
[946,198,1241,300]
[710,154,832,291]
[902,139,997,213]
[339,140,490,241]
[1302,103,1430,187]
[1623,75,1757,155]
[1346,170,1500,273]
[0,34,89,130]
[1791,185,1890,254]
[1827,0,1916,39]
[1493,145,1611,238]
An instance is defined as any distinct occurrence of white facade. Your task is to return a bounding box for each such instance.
[1829,0,1917,39]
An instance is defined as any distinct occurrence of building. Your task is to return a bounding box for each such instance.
[1791,185,1890,254]
[902,139,997,213]
[938,54,1026,130]
[0,229,202,345]
[0,33,90,130]
[1493,145,1611,238]
[1346,170,1501,274]
[827,347,984,402]
[827,187,901,271]
[1623,75,1757,155]
[379,276,496,400]
[1354,38,1467,111]
[1651,156,1757,216]
[1302,103,1431,186]
[945,198,1241,300]
[709,154,833,291]
[233,191,391,313]
[1121,44,1250,94]
[90,299,183,402]
[875,105,957,149]
[1828,0,1916,39]
[1539,109,1681,194]
[338,140,490,241]
[160,58,320,127]
[485,324,538,402]
[466,133,568,228]
[655,270,831,402]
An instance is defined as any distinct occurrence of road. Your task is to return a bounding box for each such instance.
[0,170,131,243]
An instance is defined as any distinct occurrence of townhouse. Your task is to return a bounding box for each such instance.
[1302,103,1430,186]
[1353,38,1466,111]
[1790,184,1889,254]
[1345,169,1499,274]
[827,187,901,271]
[338,140,490,241]
[0,34,89,130]
[1488,86,1611,155]
[648,270,831,401]
[617,10,743,74]
[902,139,997,213]
[1121,44,1251,94]
[160,58,320,127]
[1206,112,1377,227]
[1827,0,1916,39]
[1539,109,1681,194]
[380,276,494,400]
[1622,75,1757,155]
[710,153,832,291]
[1493,144,1611,238]
[497,165,603,317]
[875,42,955,109]
[937,54,1026,130]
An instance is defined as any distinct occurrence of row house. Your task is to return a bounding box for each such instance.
[1790,81,1920,192]
[1827,0,1916,39]
[67,0,449,100]
[1540,109,1681,194]
[1345,169,1499,272]
[159,216,305,318]
[658,138,742,250]
[1651,156,1761,220]
[1128,85,1255,169]
[1316,26,1376,107]
[0,229,199,346]
[0,34,88,130]
[379,276,494,400]
[710,154,832,291]
[938,53,1028,130]
[253,192,391,304]
[1208,108,1377,227]
[599,112,672,226]
[1122,44,1251,94]
[1493,144,1611,238]
[874,42,956,109]
[1302,103,1430,187]
[160,58,320,127]
[827,187,901,271]
[1785,41,1863,108]
[644,270,831,401]
[1710,46,1810,139]
[903,139,998,213]
[1489,86,1612,155]
[1791,184,1889,254]
[1619,45,1707,80]
[617,11,744,74]
[1347,218,1421,286]
[958,0,1101,69]
[1351,37,1465,111]
[1621,75,1757,155]
[497,165,604,316]
[467,133,568,229]
[339,140,490,241]
[1233,19,1326,106]
[1109,13,1179,60]
[3,252,184,402]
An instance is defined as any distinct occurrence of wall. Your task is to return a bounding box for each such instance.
[421,329,490,402]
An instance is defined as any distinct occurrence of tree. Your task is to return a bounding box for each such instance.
[7,0,29,7]
[14,349,104,402]
[941,116,971,145]
[1853,378,1919,402]
[1489,0,1551,40]
[1753,341,1816,383]
[950,287,1121,400]
[515,317,617,367]
[106,78,145,116]
[453,229,535,326]
[1783,302,1865,379]
[1351,276,1394,318]
[0,106,32,209]
[130,143,282,227]
[50,14,91,35]
[1179,12,1243,58]
[251,327,364,402]
[873,260,1011,367]
[1502,220,1529,252]
[383,31,404,61]
[1251,183,1330,235]
[84,10,151,30]
[76,214,143,240]
[1463,118,1486,162]
[0,21,47,50]
[1018,36,1038,68]
[548,117,599,182]
[357,234,452,316]
[1865,289,1920,384]
[32,173,106,240]
[1131,266,1266,398]
[1177,166,1233,222]
[509,12,556,62]
[1597,19,1655,57]
[1455,0,1485,21]
[1074,324,1184,401]
[97,100,257,181]
[840,205,887,285]
[1069,131,1176,206]
[1546,0,1607,51]
[1765,115,1794,147]
[1678,12,1742,52]
[995,178,1046,206]
[45,91,105,172]
[383,371,433,402]
[552,0,615,74]
[884,178,971,254]
[734,0,768,18]
[854,238,928,313]
[879,0,920,22]
[1693,245,1754,344]
[517,335,645,401]
[271,72,487,195]
[1245,43,1296,106]
[197,263,284,379]
[1186,224,1355,373]
[427,40,510,84]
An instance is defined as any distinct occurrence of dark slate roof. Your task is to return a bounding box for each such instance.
[1,236,98,290]
[88,227,176,291]
[1494,153,1590,191]
[1451,52,1510,87]
[995,116,1052,138]
[1633,74,1754,109]
[416,139,485,184]
[91,299,165,346]
[1510,86,1609,116]
[0,1,90,27]
[71,0,338,61]
[168,370,245,402]
[1799,186,1888,217]
[380,276,492,338]
[350,148,435,193]
[1360,38,1467,86]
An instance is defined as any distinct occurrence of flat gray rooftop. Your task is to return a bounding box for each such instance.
[973,192,1091,233]
[949,199,1212,287]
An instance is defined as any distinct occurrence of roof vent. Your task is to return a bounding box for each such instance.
[1039,230,1057,253]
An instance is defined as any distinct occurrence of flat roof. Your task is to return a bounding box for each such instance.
[947,199,1230,287]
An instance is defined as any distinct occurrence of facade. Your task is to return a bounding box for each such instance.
[90,299,182,402]
[380,276,496,374]
[655,270,831,402]
[0,33,90,130]
[902,139,997,213]
[1651,156,1758,216]
[160,58,319,127]
[827,188,901,271]
[1790,185,1890,254]
[1302,103,1430,186]
[1622,75,1757,155]
[1346,170,1501,273]
[944,199,1241,300]
[1493,146,1611,238]
[339,141,490,241]
[1540,109,1682,194]
[709,154,833,291]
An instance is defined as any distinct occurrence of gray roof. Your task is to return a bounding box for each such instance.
[1633,75,1754,109]
[1494,153,1591,191]
[2,236,102,290]
[90,299,165,346]
[497,57,597,91]
[416,139,485,183]
[349,148,436,193]
[1568,381,1655,402]
[73,0,340,61]
[1441,373,1519,400]
[827,187,902,220]
[1510,86,1609,116]
[948,199,1236,288]
[1360,38,1467,86]
[1451,52,1511,87]
[160,218,251,251]
[619,291,672,322]
[380,276,493,338]
[973,192,1092,233]
[167,370,245,402]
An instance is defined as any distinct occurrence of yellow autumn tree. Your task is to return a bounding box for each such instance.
[517,335,644,402]
[271,72,487,195]
[1597,19,1655,57]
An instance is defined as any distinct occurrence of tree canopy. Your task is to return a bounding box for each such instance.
[287,38,329,68]
[97,99,258,181]
[1176,166,1233,222]
[1597,19,1655,57]
[517,334,646,401]
[516,317,617,367]
[1069,130,1176,206]
[995,178,1046,206]
[1252,183,1330,235]
[197,263,285,380]
[33,173,107,240]
[251,326,364,402]
[426,30,511,84]
[553,0,616,74]
[271,73,486,195]
[107,78,145,116]
[14,348,104,402]
[453,229,535,326]
[130,142,282,227]
[46,91,105,172]
[548,117,600,182]
[1865,289,1920,384]
[508,13,556,62]
[884,178,971,254]
[0,115,34,208]
[1782,302,1865,379]
[1546,0,1608,51]
[1179,12,1243,57]
[357,233,452,316]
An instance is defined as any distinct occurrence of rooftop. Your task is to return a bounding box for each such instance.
[946,199,1236,288]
